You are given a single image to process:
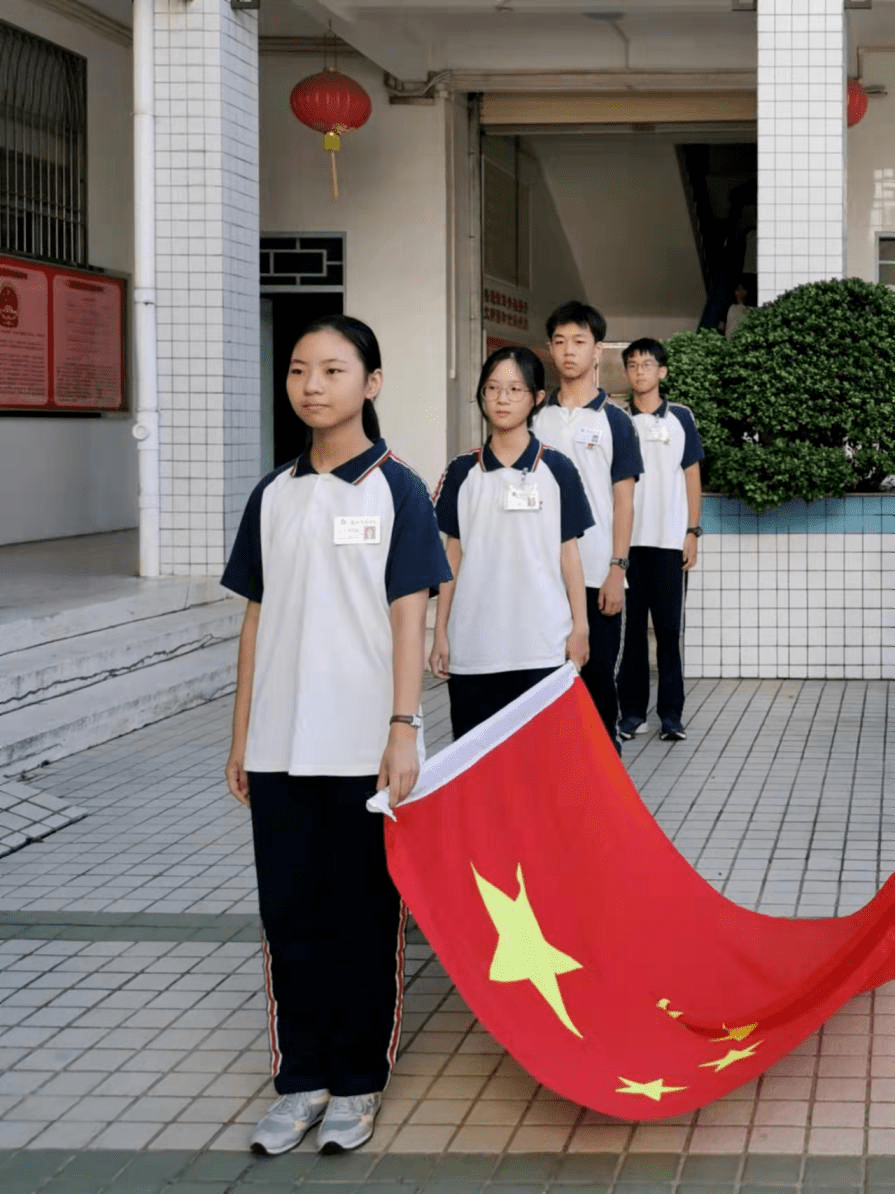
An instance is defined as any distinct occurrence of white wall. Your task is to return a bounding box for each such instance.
[1,0,137,547]
[847,49,895,283]
[260,54,450,491]
[531,136,706,342]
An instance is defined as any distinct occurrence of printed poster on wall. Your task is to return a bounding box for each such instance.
[0,255,125,412]
[0,262,49,408]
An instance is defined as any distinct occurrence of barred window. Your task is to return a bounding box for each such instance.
[0,20,87,266]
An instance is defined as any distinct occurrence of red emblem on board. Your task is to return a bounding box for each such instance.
[0,283,18,329]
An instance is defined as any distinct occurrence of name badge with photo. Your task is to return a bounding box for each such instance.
[504,483,541,512]
[646,418,670,444]
[574,426,603,449]
[333,515,381,545]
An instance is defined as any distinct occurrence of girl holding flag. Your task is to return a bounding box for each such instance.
[429,345,593,738]
[222,315,450,1156]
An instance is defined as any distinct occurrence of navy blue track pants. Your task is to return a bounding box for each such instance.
[247,772,405,1097]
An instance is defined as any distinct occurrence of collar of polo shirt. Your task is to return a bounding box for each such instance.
[631,398,669,418]
[546,388,608,412]
[290,437,390,484]
[480,436,542,473]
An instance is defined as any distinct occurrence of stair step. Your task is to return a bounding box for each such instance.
[0,640,237,777]
[0,577,231,657]
[0,599,243,715]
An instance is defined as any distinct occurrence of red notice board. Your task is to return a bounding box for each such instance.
[0,255,126,412]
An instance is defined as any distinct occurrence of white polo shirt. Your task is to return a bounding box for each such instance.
[533,391,642,589]
[222,439,451,777]
[628,399,704,550]
[434,436,593,675]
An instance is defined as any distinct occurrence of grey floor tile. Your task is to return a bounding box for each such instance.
[430,1155,499,1180]
[614,1155,679,1183]
[493,1156,560,1183]
[802,1156,863,1187]
[677,1155,740,1183]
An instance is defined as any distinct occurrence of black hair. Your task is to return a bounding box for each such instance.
[295,313,382,440]
[475,346,545,429]
[622,338,668,368]
[546,301,606,343]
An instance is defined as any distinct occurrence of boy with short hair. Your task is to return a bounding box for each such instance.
[616,338,704,742]
[533,301,643,751]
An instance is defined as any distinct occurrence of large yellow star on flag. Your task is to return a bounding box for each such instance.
[699,1042,763,1072]
[616,1077,688,1102]
[712,1023,758,1042]
[471,862,583,1038]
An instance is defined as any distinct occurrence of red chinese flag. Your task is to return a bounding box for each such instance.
[369,666,895,1118]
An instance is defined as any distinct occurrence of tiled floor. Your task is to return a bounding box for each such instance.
[0,674,893,1192]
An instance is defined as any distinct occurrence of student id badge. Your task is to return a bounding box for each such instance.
[333,515,381,545]
[504,481,541,511]
[574,426,603,449]
[646,417,670,444]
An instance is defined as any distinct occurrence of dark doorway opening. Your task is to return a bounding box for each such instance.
[676,142,757,331]
[270,292,343,467]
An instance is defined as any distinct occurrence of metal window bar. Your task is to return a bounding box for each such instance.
[0,20,87,266]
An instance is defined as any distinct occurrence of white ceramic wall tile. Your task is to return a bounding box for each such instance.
[684,533,894,680]
[153,0,260,576]
[757,0,845,302]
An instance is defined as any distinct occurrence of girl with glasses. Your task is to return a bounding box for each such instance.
[430,345,593,738]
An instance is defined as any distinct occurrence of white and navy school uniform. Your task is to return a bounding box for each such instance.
[617,400,705,728]
[533,391,642,747]
[434,435,593,738]
[222,438,450,1098]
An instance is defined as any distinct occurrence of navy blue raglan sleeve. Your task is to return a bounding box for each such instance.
[220,466,288,602]
[605,404,643,484]
[671,404,705,470]
[542,448,595,542]
[433,456,470,540]
[382,460,452,603]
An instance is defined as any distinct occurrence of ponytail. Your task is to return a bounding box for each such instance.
[362,398,381,441]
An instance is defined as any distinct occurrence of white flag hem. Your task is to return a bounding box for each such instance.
[367,662,578,820]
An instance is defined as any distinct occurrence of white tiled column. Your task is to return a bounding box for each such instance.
[757,0,846,304]
[154,0,260,575]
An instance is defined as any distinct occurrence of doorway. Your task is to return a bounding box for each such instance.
[269,292,343,467]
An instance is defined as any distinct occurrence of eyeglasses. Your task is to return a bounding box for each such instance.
[482,382,532,401]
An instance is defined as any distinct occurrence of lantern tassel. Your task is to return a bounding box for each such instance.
[324,131,342,200]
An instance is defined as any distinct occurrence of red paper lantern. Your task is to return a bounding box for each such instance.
[290,68,372,198]
[847,79,868,127]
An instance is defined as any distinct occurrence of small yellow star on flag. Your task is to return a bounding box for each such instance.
[699,1042,763,1072]
[472,862,583,1038]
[615,1076,688,1102]
[712,1023,758,1042]
[656,998,684,1019]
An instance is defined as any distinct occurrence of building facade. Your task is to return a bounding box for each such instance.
[1,0,894,673]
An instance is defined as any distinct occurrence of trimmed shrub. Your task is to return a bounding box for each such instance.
[663,279,895,511]
[660,329,729,494]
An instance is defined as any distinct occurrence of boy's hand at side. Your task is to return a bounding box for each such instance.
[565,626,589,671]
[682,535,698,572]
[599,568,625,616]
[428,631,450,680]
[379,723,420,808]
[225,750,250,807]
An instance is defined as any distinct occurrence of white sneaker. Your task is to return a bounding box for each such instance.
[317,1092,381,1154]
[250,1089,330,1155]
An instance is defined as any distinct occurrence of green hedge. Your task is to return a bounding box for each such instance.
[661,279,895,511]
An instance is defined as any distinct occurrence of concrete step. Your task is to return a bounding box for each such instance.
[0,639,237,777]
[0,577,229,656]
[0,599,243,715]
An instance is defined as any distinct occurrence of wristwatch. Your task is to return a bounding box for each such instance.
[686,526,704,538]
[609,556,629,571]
[390,714,422,729]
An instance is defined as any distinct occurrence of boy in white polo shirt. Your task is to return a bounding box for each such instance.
[533,301,643,752]
[616,337,704,742]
